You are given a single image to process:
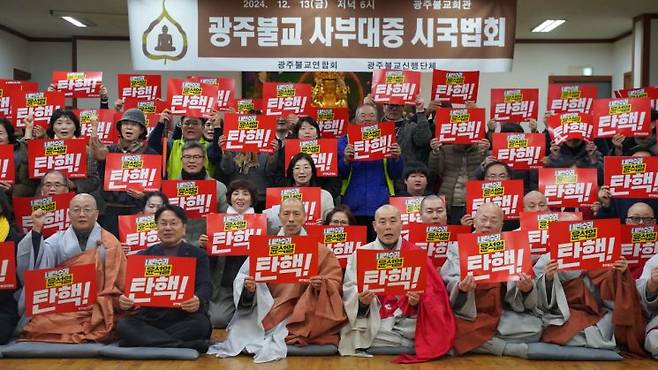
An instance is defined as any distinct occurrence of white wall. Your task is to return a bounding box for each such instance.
[28,42,71,90]
[612,35,633,91]
[0,30,29,79]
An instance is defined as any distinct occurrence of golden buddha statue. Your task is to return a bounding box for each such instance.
[311,72,350,108]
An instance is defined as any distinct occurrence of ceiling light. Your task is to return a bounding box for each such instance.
[532,19,566,33]
[61,16,88,28]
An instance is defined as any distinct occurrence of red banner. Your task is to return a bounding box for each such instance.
[403,224,470,268]
[592,97,652,138]
[621,224,658,268]
[458,231,532,283]
[431,70,480,104]
[546,112,595,145]
[615,86,658,111]
[24,263,96,316]
[103,153,162,192]
[0,242,16,289]
[206,213,267,256]
[118,214,159,255]
[161,180,217,218]
[187,76,235,111]
[548,219,622,271]
[0,80,22,119]
[519,211,583,257]
[52,71,102,98]
[262,82,312,116]
[125,255,196,308]
[0,144,15,183]
[12,91,65,128]
[118,74,161,101]
[124,98,168,114]
[347,122,396,161]
[13,192,75,237]
[371,69,420,105]
[313,107,349,138]
[234,98,262,114]
[604,156,658,199]
[284,138,338,177]
[434,107,486,144]
[28,139,88,179]
[166,79,218,118]
[74,109,119,145]
[490,88,539,122]
[538,168,598,208]
[306,225,367,268]
[389,196,423,227]
[222,113,276,154]
[492,133,545,170]
[546,84,597,114]
[265,187,322,224]
[466,180,524,220]
[356,248,426,295]
[250,235,320,283]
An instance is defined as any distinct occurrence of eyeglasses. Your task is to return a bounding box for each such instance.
[158,220,182,228]
[485,174,509,180]
[70,208,97,215]
[181,121,201,127]
[626,216,656,224]
[182,154,204,161]
[43,182,67,189]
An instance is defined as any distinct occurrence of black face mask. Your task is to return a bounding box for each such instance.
[181,167,207,180]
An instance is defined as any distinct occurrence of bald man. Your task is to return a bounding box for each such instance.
[15,193,126,343]
[441,203,541,358]
[523,191,549,213]
[339,205,455,362]
[209,198,346,362]
[420,195,448,225]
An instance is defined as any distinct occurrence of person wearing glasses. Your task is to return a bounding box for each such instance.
[14,193,126,343]
[35,170,72,197]
[323,205,358,226]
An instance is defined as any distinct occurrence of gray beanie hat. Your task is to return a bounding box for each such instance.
[117,108,147,128]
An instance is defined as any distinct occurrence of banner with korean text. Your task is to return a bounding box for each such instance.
[265,187,322,224]
[125,255,196,308]
[347,122,396,161]
[28,139,88,179]
[284,138,338,177]
[51,71,102,98]
[222,113,276,154]
[0,242,16,290]
[466,180,524,220]
[14,192,75,237]
[604,156,658,199]
[306,224,367,268]
[458,231,532,283]
[403,224,470,268]
[519,211,582,257]
[103,153,162,192]
[118,214,160,254]
[435,107,486,144]
[431,70,479,104]
[356,248,426,295]
[492,133,545,170]
[538,168,598,208]
[250,235,319,283]
[206,213,267,256]
[24,264,96,316]
[548,219,622,271]
[162,180,217,218]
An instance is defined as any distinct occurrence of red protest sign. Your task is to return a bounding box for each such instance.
[466,180,524,220]
[118,74,161,101]
[162,180,217,218]
[118,214,159,255]
[519,211,583,257]
[347,122,396,161]
[124,98,168,114]
[431,70,479,104]
[615,86,658,110]
[0,80,25,119]
[546,84,597,114]
[28,139,88,179]
[546,112,595,145]
[604,156,658,199]
[125,255,196,308]
[24,263,97,316]
[234,98,262,114]
[539,168,598,208]
[371,69,420,105]
[52,71,102,98]
[435,108,486,144]
[12,91,65,128]
[592,97,652,138]
[458,231,532,283]
[187,76,235,111]
[403,224,471,268]
[206,213,267,256]
[312,107,349,138]
[222,113,276,154]
[284,138,338,177]
[621,224,658,269]
[356,248,426,295]
[548,219,622,271]
[74,109,119,145]
[0,242,16,289]
[250,235,319,283]
[104,153,162,192]
[492,133,545,170]
[389,196,423,226]
[306,225,367,268]
[0,144,15,183]
[490,88,539,123]
[13,192,75,237]
[265,187,322,224]
[166,79,218,118]
[263,82,312,116]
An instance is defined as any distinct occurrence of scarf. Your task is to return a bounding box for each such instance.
[181,168,208,181]
[234,152,260,175]
[118,139,145,154]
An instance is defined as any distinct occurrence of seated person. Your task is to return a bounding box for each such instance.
[637,251,658,357]
[208,198,346,362]
[339,205,455,362]
[441,203,541,357]
[16,193,125,343]
[116,204,212,352]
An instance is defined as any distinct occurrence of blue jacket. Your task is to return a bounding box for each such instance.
[338,135,404,217]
